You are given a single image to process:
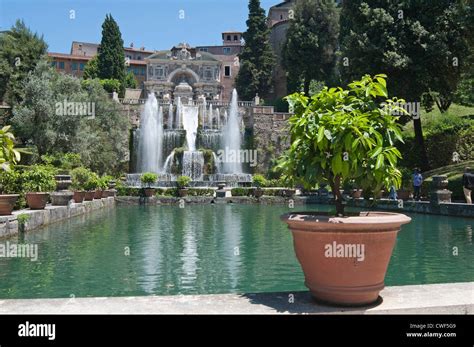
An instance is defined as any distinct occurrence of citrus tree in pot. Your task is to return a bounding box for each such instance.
[141,172,158,197]
[70,167,92,203]
[278,75,412,306]
[176,175,191,197]
[0,126,21,215]
[84,173,99,201]
[23,165,56,209]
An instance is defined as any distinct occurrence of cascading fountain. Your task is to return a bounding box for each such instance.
[129,89,251,187]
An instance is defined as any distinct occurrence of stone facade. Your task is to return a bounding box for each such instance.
[145,43,223,103]
[250,106,291,174]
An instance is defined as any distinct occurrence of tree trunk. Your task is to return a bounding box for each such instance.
[331,175,344,216]
[413,117,430,172]
[303,77,310,96]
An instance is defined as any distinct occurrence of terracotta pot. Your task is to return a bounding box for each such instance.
[0,194,19,215]
[254,188,264,198]
[179,188,188,197]
[26,192,50,209]
[351,189,363,199]
[281,211,411,306]
[144,188,155,197]
[73,191,86,203]
[397,190,411,200]
[84,191,95,201]
[94,190,103,199]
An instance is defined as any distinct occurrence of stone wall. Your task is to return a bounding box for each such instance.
[250,106,291,174]
[0,197,116,239]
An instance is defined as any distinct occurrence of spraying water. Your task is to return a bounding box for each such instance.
[137,93,163,173]
[222,89,242,174]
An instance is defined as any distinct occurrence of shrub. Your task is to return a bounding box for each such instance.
[84,172,100,191]
[70,167,94,191]
[252,174,267,187]
[231,188,251,197]
[99,79,121,93]
[22,165,56,192]
[141,172,157,187]
[186,188,215,196]
[176,175,191,189]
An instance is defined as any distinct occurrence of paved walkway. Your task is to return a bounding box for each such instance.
[0,282,472,314]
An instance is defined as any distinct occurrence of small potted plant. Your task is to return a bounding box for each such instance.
[0,126,21,215]
[23,165,56,209]
[84,173,99,201]
[141,172,158,197]
[278,75,411,306]
[70,167,91,203]
[252,174,266,198]
[102,175,117,197]
[94,176,108,199]
[176,175,191,197]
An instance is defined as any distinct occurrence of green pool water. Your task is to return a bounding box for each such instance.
[0,204,472,299]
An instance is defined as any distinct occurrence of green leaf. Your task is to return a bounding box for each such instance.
[375,154,384,170]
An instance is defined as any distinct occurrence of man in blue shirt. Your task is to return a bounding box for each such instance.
[413,168,423,201]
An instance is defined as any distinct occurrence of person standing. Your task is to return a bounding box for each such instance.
[413,168,423,201]
[462,167,473,204]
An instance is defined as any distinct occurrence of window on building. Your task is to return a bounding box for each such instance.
[223,47,231,55]
[141,67,146,76]
[71,62,78,70]
[224,66,231,77]
[156,68,164,77]
[205,69,212,80]
[280,14,283,20]
[234,35,239,41]
[227,35,231,41]
[199,47,208,52]
[59,62,65,69]
[148,66,154,76]
[51,61,57,68]
[79,63,85,71]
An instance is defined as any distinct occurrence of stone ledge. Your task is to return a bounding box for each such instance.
[0,197,115,239]
[115,195,308,205]
[0,282,471,314]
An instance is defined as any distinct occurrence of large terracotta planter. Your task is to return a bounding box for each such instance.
[94,190,104,199]
[0,194,19,215]
[84,191,95,201]
[73,191,86,203]
[179,188,188,197]
[143,188,155,198]
[281,211,411,306]
[26,192,49,209]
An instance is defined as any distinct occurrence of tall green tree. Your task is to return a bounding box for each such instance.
[83,55,99,79]
[235,0,275,100]
[282,0,339,95]
[97,14,125,86]
[339,0,470,171]
[0,20,47,106]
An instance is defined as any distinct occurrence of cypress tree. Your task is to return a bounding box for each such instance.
[235,0,275,100]
[97,14,125,84]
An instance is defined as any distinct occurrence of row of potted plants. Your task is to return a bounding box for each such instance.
[70,167,117,203]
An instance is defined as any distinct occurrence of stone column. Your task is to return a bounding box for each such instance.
[430,175,452,204]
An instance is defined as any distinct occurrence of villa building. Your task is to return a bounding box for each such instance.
[48,31,243,102]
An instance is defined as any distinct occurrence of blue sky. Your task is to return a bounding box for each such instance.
[0,0,278,53]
